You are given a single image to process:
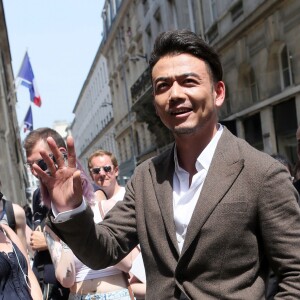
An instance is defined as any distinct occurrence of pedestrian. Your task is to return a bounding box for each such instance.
[0,223,42,299]
[88,150,125,201]
[43,165,134,300]
[88,150,146,298]
[36,30,300,299]
[23,127,70,299]
[0,179,28,251]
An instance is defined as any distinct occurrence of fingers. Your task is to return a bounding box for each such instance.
[46,136,77,169]
[47,137,65,168]
[32,149,56,178]
[66,136,77,168]
[73,170,84,206]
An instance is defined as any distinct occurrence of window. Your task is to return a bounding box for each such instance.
[225,84,231,115]
[210,0,217,23]
[145,24,151,37]
[243,113,263,150]
[280,45,293,88]
[142,0,149,15]
[154,8,162,33]
[231,1,243,22]
[249,69,259,103]
[145,24,152,45]
[206,23,218,43]
[135,130,141,155]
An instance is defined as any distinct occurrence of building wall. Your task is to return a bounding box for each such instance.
[71,46,117,175]
[74,0,300,182]
[201,0,300,164]
[0,0,28,205]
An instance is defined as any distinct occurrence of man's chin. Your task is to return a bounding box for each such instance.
[173,127,196,135]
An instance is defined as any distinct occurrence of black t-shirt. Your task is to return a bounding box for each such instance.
[31,188,69,299]
[294,179,300,193]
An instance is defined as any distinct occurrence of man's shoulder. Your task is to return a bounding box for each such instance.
[217,128,276,169]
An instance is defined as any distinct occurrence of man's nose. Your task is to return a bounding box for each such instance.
[169,81,184,101]
[98,168,107,175]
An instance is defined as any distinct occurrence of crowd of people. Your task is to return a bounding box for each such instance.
[1,29,300,299]
[1,127,146,299]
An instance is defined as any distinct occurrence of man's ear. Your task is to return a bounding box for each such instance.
[114,166,119,177]
[58,147,67,153]
[214,81,225,108]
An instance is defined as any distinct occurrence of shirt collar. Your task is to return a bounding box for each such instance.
[174,124,224,173]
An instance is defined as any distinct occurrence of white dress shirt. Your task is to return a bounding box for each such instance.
[173,125,223,252]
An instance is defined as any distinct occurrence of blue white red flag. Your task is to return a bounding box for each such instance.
[17,52,42,107]
[23,106,33,132]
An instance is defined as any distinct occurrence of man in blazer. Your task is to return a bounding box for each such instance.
[37,30,300,299]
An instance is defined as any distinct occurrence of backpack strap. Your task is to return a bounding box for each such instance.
[3,199,16,231]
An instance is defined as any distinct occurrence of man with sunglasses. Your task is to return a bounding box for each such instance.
[23,127,70,300]
[88,150,126,201]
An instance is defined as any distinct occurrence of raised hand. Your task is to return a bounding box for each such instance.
[33,136,83,213]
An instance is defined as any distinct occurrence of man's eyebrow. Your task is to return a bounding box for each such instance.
[153,76,169,85]
[153,72,201,85]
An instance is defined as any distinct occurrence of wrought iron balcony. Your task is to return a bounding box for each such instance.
[130,66,152,104]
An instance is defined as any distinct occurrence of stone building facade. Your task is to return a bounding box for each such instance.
[202,0,300,164]
[73,0,300,182]
[0,0,28,205]
[71,50,118,175]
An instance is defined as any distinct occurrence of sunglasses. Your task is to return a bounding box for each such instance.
[26,153,67,172]
[90,166,112,174]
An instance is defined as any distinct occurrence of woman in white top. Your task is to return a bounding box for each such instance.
[43,164,133,300]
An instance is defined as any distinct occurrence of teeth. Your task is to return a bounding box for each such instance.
[171,108,190,114]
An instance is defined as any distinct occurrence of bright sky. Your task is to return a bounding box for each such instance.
[3,0,104,139]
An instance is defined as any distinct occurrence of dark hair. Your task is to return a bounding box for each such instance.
[149,29,223,83]
[271,153,292,174]
[23,127,66,156]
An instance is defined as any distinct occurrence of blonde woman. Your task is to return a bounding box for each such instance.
[0,223,42,299]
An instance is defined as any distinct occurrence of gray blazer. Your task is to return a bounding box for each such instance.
[49,128,300,299]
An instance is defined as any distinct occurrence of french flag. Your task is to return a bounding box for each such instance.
[23,105,33,132]
[17,52,42,107]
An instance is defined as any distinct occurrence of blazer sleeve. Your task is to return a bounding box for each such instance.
[259,161,300,298]
[47,182,139,270]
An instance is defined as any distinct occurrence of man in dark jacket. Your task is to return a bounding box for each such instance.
[24,128,69,300]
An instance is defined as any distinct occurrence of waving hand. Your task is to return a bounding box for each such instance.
[33,136,83,213]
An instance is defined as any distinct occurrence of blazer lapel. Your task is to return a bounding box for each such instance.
[149,146,179,254]
[181,129,245,255]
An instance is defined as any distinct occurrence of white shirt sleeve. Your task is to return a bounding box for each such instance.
[51,200,87,223]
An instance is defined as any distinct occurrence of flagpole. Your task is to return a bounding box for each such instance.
[16,50,28,78]
[6,50,28,103]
